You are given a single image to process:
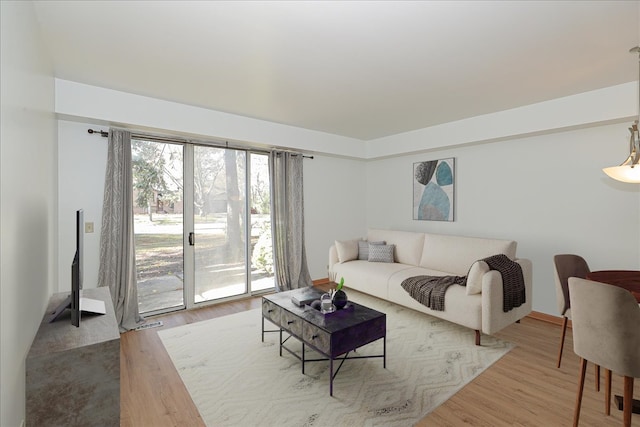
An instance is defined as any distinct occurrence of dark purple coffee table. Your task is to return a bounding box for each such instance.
[262,287,386,396]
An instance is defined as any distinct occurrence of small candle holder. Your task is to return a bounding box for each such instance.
[320,293,335,314]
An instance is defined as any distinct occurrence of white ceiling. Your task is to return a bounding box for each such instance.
[33,1,640,141]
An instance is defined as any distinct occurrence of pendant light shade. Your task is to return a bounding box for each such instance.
[602,121,640,183]
[602,165,640,183]
[603,47,640,184]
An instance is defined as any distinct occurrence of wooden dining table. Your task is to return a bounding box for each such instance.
[585,269,640,416]
[586,270,640,303]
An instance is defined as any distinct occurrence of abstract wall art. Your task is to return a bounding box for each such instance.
[413,158,455,221]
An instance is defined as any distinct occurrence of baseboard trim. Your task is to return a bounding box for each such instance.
[527,311,570,328]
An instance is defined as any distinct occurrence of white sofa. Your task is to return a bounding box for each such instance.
[328,229,533,345]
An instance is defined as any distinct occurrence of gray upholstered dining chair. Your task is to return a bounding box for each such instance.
[554,254,591,368]
[569,277,640,427]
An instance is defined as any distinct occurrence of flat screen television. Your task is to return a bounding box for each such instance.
[49,209,83,326]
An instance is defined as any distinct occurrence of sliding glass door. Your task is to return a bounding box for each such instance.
[249,153,274,292]
[132,139,185,314]
[132,138,274,315]
[192,146,247,302]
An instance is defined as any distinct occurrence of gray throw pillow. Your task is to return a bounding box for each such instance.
[358,240,385,260]
[368,244,395,263]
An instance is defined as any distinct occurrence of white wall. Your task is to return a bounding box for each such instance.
[365,123,640,315]
[55,79,367,159]
[0,2,56,426]
[303,154,367,278]
[54,81,373,289]
[366,82,636,159]
[54,80,640,319]
[58,110,635,313]
[57,121,108,291]
[56,120,366,286]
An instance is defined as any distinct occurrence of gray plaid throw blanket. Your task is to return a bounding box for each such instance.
[400,254,526,312]
[401,275,466,311]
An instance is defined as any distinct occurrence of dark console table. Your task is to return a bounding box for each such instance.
[26,287,120,426]
[262,287,386,396]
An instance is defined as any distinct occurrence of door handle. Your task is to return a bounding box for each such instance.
[188,232,195,246]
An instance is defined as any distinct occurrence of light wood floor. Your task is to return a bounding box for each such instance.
[121,291,639,426]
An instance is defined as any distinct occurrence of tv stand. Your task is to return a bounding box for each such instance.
[27,287,120,426]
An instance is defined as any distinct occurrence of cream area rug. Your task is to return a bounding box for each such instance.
[158,290,513,427]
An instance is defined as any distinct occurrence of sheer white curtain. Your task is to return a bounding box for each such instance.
[98,129,144,331]
[269,151,313,291]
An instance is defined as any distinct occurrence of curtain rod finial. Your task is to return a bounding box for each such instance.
[88,129,108,137]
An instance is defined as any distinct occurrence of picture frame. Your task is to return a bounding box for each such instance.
[413,158,455,221]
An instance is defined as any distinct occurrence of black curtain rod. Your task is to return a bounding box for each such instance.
[88,129,108,137]
[278,152,314,159]
[87,128,313,159]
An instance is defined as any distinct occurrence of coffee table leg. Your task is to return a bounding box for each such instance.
[302,343,305,374]
[330,358,334,397]
[279,328,282,357]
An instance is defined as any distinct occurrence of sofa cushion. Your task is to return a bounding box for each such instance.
[335,239,359,263]
[419,233,517,276]
[466,260,490,295]
[367,229,425,265]
[368,244,395,263]
[333,260,414,299]
[387,266,482,330]
[358,240,385,261]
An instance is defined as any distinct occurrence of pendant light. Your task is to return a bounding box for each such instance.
[602,47,640,183]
